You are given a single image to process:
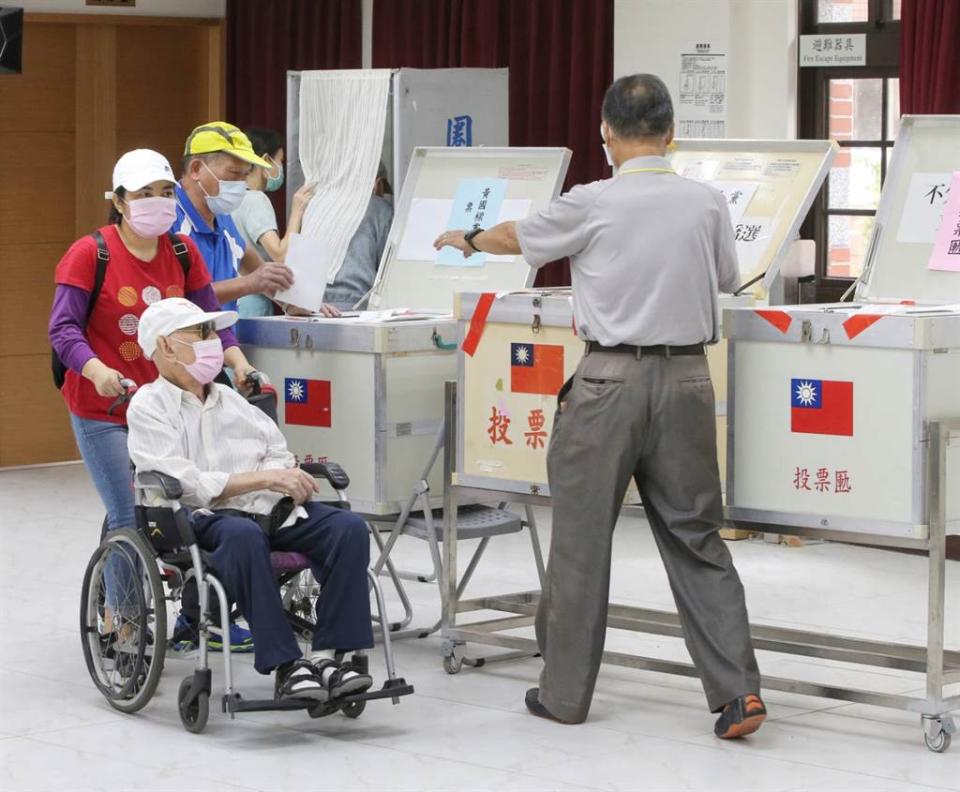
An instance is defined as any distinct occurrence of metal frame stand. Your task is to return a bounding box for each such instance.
[440,378,959,752]
[369,407,546,643]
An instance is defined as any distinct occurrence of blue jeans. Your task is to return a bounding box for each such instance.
[70,414,136,613]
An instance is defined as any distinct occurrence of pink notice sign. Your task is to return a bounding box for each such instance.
[928,171,960,273]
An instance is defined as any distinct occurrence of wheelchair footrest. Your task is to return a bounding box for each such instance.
[222,693,313,714]
[307,679,415,718]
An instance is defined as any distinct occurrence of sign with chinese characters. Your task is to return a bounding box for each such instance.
[928,170,960,272]
[437,178,508,267]
[677,41,726,138]
[792,467,853,494]
[896,172,953,244]
[460,319,585,487]
[799,34,866,67]
[446,115,473,147]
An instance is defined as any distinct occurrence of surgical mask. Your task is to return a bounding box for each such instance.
[199,161,247,215]
[264,156,284,192]
[173,337,223,384]
[123,196,176,238]
[600,124,615,169]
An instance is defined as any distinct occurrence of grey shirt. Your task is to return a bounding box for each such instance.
[324,195,394,309]
[516,155,740,346]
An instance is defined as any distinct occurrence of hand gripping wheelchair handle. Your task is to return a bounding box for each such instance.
[245,371,279,425]
[301,461,350,491]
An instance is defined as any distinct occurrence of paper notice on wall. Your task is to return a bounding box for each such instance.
[928,171,960,272]
[677,42,727,138]
[896,172,953,244]
[708,181,760,225]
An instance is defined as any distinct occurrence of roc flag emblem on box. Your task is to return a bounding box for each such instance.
[510,343,564,395]
[790,378,853,436]
[284,378,331,427]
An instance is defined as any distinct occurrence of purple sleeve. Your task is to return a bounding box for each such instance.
[48,284,97,373]
[187,284,240,349]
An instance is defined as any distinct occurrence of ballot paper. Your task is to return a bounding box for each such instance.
[397,198,532,264]
[273,232,332,313]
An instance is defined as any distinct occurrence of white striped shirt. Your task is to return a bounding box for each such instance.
[126,376,307,527]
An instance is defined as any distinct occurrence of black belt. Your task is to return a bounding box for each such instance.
[215,496,296,537]
[585,341,705,357]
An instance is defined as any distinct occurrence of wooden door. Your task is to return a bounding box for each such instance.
[0,14,224,467]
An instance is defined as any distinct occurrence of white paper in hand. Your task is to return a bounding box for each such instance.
[274,232,332,313]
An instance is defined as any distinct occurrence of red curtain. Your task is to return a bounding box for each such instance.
[374,0,614,286]
[226,0,363,225]
[900,0,960,114]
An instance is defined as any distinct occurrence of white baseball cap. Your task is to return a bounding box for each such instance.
[111,149,176,193]
[138,298,238,359]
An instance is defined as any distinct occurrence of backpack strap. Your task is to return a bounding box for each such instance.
[85,229,111,323]
[167,231,192,280]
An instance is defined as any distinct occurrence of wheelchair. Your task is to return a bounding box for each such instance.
[79,375,414,732]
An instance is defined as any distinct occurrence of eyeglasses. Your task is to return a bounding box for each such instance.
[178,321,216,340]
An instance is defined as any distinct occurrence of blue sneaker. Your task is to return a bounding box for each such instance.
[169,614,255,654]
[169,613,198,653]
[209,622,255,653]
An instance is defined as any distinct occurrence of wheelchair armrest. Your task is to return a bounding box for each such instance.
[136,471,184,500]
[301,461,350,491]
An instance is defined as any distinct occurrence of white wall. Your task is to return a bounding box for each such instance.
[614,0,798,139]
[17,0,225,16]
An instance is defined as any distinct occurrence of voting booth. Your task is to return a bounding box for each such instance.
[725,116,960,540]
[285,68,510,204]
[239,147,571,515]
[454,138,837,496]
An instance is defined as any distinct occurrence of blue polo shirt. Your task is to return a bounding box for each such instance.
[174,183,247,311]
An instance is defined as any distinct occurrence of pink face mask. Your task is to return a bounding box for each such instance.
[123,196,177,238]
[173,337,224,384]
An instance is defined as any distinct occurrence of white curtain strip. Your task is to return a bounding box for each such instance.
[298,69,391,283]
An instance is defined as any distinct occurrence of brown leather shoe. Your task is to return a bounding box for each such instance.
[714,694,767,739]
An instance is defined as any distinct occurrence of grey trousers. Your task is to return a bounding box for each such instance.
[535,347,760,723]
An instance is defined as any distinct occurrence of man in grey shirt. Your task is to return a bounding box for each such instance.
[436,74,764,740]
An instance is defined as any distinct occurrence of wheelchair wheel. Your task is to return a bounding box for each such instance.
[177,676,209,734]
[280,571,319,642]
[341,699,366,719]
[80,529,166,713]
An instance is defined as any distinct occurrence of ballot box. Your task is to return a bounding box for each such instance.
[725,116,960,539]
[454,138,837,497]
[239,146,570,515]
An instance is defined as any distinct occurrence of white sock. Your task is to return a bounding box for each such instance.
[310,649,359,683]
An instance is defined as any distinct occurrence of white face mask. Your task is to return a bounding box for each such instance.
[199,161,247,215]
[600,124,615,169]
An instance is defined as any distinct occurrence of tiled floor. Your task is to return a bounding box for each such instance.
[1,464,957,791]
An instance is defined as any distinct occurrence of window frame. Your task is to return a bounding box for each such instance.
[797,0,901,301]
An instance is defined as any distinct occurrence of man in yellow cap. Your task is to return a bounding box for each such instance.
[174,122,337,317]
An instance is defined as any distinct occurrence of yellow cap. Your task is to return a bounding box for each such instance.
[183,122,270,169]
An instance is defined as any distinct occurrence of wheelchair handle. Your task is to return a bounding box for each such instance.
[107,378,138,416]
[247,370,264,395]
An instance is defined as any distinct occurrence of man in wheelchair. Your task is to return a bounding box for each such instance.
[127,297,374,702]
